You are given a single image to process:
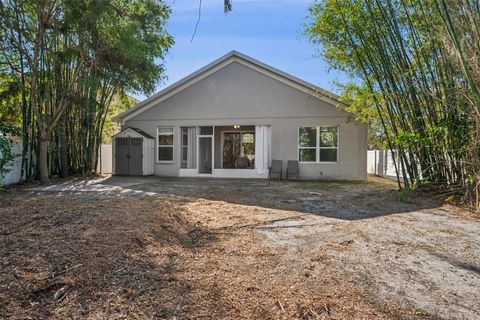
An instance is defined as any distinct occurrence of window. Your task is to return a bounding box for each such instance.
[181,127,188,168]
[158,127,173,161]
[199,126,213,135]
[180,127,197,169]
[298,127,317,162]
[319,127,338,162]
[241,132,255,156]
[298,126,338,163]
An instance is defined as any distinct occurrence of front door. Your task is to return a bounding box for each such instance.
[223,133,241,168]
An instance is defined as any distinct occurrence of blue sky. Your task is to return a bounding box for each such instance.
[132,0,347,100]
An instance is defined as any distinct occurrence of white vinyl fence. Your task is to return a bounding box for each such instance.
[367,150,403,181]
[0,137,23,185]
[1,141,112,185]
[96,144,112,174]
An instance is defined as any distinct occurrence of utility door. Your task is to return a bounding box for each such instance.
[128,138,143,175]
[115,137,143,175]
[115,138,129,175]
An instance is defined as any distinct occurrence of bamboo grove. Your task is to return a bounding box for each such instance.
[0,0,173,183]
[307,0,480,207]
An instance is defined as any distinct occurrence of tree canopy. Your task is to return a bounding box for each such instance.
[306,0,479,207]
[0,0,173,182]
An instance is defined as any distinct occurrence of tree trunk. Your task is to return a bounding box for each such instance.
[91,136,98,174]
[39,137,49,183]
[59,113,69,177]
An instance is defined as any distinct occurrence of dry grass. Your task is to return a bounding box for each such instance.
[0,176,478,319]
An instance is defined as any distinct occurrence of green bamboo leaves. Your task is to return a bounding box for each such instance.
[307,0,479,207]
[0,0,173,182]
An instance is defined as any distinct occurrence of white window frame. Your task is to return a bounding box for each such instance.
[157,127,174,163]
[297,127,317,163]
[297,126,339,163]
[181,127,188,168]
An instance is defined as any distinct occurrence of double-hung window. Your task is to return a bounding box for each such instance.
[298,126,338,162]
[298,127,317,162]
[158,127,174,162]
[319,127,338,162]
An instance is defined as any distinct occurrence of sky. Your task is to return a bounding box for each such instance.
[131,0,347,101]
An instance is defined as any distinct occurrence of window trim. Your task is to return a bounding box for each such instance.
[297,126,339,164]
[298,126,318,163]
[157,126,174,163]
[181,127,189,168]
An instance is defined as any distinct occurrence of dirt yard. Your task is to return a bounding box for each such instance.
[0,176,479,319]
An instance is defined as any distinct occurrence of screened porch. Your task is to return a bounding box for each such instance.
[178,125,271,178]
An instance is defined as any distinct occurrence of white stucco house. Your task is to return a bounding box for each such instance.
[113,51,367,180]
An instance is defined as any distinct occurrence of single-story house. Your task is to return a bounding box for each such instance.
[113,51,367,180]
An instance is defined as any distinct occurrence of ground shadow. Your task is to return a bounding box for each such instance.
[429,251,480,275]
[95,175,443,221]
[0,176,462,319]
[0,190,230,319]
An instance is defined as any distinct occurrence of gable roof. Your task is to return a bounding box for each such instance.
[114,50,341,123]
[112,127,154,139]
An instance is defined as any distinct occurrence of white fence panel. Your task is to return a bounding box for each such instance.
[1,141,112,185]
[1,138,23,185]
[385,150,399,179]
[96,144,112,174]
[367,149,402,181]
[367,150,377,174]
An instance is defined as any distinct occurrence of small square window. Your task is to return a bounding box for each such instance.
[320,127,338,147]
[320,149,337,162]
[158,127,173,134]
[159,135,173,145]
[299,149,316,162]
[199,126,213,135]
[158,147,173,161]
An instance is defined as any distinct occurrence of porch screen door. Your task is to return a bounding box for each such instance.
[198,136,213,174]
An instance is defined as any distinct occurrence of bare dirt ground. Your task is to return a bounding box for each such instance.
[0,176,479,319]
